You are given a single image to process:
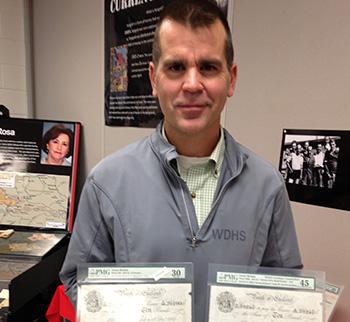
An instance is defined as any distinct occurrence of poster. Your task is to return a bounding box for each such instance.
[104,0,229,127]
[278,129,350,211]
[105,0,169,127]
[0,117,80,231]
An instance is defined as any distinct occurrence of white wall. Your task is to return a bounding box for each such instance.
[0,0,32,117]
[32,1,350,320]
[228,1,350,320]
[31,0,104,175]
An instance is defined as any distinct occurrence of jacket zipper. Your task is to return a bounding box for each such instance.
[167,153,243,248]
[176,175,198,247]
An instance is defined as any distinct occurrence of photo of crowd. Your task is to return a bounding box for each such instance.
[280,134,341,189]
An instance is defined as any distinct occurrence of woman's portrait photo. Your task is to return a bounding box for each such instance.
[41,123,74,166]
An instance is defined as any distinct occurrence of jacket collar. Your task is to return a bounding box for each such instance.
[149,120,248,177]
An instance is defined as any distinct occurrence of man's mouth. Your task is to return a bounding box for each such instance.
[176,101,210,109]
[175,104,207,118]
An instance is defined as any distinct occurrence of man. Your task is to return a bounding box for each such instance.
[289,144,304,184]
[60,1,302,321]
[323,139,339,189]
[313,143,325,187]
[302,142,314,186]
[281,147,292,180]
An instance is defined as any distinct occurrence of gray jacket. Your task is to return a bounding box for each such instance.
[60,123,302,321]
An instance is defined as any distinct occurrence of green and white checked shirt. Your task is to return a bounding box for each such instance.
[162,127,225,227]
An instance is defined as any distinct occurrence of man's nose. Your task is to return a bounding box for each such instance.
[182,68,203,92]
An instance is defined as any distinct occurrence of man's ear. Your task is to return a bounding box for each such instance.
[227,63,237,97]
[149,62,158,97]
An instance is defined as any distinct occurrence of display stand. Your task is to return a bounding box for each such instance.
[77,263,193,322]
[0,105,81,321]
[207,264,325,322]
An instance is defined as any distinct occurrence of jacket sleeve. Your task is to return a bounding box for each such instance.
[261,183,303,268]
[59,176,115,306]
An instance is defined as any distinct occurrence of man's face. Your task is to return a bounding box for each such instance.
[149,19,236,140]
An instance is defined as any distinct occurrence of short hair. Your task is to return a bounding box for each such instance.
[152,0,234,69]
[42,124,74,158]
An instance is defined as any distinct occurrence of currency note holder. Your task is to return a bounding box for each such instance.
[207,264,326,322]
[76,262,193,322]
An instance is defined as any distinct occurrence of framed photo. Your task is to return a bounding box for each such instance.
[279,129,350,211]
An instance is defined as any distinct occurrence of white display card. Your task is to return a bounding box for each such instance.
[208,284,323,321]
[78,282,192,322]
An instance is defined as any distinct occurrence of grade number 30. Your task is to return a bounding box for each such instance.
[171,269,182,278]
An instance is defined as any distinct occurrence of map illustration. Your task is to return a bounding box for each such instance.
[0,172,70,229]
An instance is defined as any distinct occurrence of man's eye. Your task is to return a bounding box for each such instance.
[168,63,184,72]
[200,64,218,73]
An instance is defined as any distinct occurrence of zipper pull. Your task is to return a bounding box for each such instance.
[191,236,197,248]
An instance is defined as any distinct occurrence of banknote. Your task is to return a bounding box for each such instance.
[208,284,323,321]
[78,282,192,322]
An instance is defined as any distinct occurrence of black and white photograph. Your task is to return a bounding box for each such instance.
[280,133,340,189]
[279,129,350,211]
